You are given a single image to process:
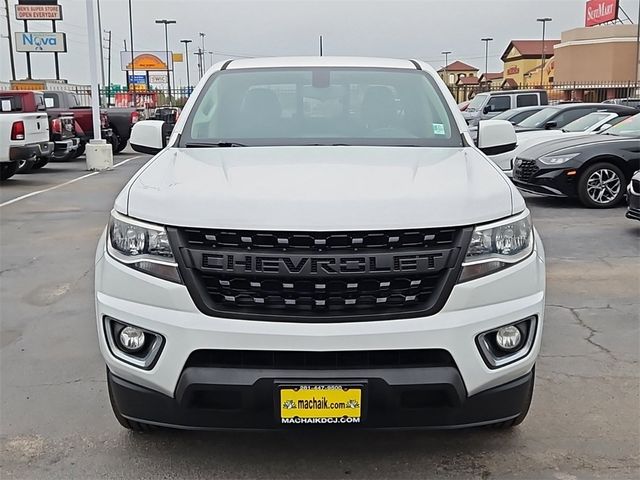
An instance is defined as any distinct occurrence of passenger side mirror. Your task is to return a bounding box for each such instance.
[130,120,166,155]
[477,120,517,155]
[544,121,557,130]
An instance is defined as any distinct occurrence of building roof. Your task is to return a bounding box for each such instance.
[456,76,480,86]
[480,72,503,81]
[438,60,479,72]
[501,40,560,61]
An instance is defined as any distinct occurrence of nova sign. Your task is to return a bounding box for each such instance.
[15,32,67,52]
[585,0,619,27]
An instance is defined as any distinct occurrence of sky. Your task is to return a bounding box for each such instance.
[1,0,639,86]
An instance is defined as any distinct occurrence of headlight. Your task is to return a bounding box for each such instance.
[107,211,181,283]
[459,210,534,282]
[538,152,579,165]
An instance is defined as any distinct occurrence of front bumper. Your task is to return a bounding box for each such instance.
[512,167,575,198]
[108,365,534,429]
[626,188,640,220]
[9,141,54,161]
[96,229,545,429]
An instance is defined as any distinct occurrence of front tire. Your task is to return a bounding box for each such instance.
[16,158,35,174]
[0,162,19,181]
[577,162,625,208]
[107,368,154,432]
[31,157,49,170]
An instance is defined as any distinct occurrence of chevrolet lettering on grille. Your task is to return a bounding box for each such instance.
[196,250,451,277]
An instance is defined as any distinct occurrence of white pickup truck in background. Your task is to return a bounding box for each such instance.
[0,97,53,181]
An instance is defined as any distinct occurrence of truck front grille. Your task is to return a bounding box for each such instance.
[185,349,456,370]
[168,226,471,322]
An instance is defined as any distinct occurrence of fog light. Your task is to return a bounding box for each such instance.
[495,325,522,351]
[119,326,145,352]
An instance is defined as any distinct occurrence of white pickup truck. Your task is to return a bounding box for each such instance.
[0,97,53,181]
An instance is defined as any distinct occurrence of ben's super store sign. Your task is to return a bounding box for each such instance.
[15,0,62,20]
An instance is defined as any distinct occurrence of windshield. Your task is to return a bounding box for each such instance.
[492,110,516,120]
[517,107,559,128]
[603,114,640,137]
[180,68,462,147]
[562,112,611,132]
[466,94,488,111]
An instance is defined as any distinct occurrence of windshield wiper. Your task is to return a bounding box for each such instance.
[185,142,247,148]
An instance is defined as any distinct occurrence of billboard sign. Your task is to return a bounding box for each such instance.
[15,3,62,20]
[15,32,67,52]
[18,0,58,4]
[585,0,619,27]
[120,51,173,71]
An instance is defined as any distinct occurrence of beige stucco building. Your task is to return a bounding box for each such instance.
[553,24,640,100]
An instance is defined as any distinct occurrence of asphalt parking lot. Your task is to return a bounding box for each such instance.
[1,153,638,479]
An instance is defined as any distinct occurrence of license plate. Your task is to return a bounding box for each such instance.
[279,385,362,425]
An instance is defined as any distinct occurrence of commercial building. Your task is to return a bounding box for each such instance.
[501,40,560,87]
[437,61,479,87]
[553,24,640,101]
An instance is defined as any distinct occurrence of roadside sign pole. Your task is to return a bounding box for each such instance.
[52,20,60,80]
[23,20,32,78]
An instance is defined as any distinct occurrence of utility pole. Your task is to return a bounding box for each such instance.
[481,37,493,90]
[319,35,323,56]
[3,0,16,81]
[537,17,552,87]
[199,32,206,70]
[195,48,203,79]
[104,30,112,105]
[155,19,176,105]
[441,50,451,86]
[208,51,213,67]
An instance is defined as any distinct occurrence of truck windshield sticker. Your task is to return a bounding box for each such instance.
[433,123,445,135]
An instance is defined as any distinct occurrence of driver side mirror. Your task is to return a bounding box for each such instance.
[544,121,557,130]
[483,105,493,115]
[130,120,167,155]
[477,120,517,155]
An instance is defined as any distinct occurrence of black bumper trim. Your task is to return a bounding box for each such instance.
[108,366,534,430]
[9,141,54,161]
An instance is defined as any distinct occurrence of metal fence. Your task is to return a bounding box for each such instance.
[449,81,640,105]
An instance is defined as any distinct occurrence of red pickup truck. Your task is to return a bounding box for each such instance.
[44,91,140,154]
[0,90,81,173]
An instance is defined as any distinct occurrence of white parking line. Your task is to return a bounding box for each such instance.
[0,155,144,208]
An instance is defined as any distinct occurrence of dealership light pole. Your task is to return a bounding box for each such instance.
[481,38,493,88]
[537,17,552,87]
[181,39,192,90]
[441,50,451,86]
[155,19,176,105]
[128,0,136,105]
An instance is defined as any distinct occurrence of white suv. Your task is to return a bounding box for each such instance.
[96,57,545,431]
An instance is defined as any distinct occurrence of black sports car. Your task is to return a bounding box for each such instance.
[512,114,640,208]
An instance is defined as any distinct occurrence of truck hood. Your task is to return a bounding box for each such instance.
[120,146,519,230]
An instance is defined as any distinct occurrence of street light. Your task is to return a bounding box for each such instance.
[481,38,493,91]
[441,50,451,86]
[180,39,192,91]
[537,17,552,87]
[155,19,176,105]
